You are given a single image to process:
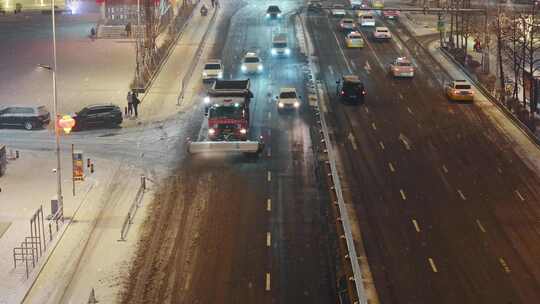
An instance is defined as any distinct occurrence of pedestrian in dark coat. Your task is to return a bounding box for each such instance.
[211,0,215,8]
[127,92,133,116]
[132,92,140,117]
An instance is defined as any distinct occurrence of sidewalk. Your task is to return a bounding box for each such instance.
[0,149,140,304]
[400,13,540,172]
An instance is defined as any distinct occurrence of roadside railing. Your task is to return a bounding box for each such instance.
[119,175,148,241]
[177,6,219,106]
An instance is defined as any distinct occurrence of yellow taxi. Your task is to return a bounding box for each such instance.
[446,80,475,101]
[345,31,365,48]
[372,0,384,8]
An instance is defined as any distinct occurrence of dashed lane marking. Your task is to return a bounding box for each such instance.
[371,122,377,130]
[457,189,466,200]
[330,24,353,73]
[348,132,358,150]
[399,133,412,151]
[515,190,525,201]
[412,219,421,232]
[399,93,404,100]
[388,162,395,172]
[428,258,438,273]
[268,129,271,137]
[442,165,448,173]
[328,65,335,75]
[267,171,272,182]
[268,112,271,119]
[351,60,357,70]
[400,189,407,200]
[267,147,271,157]
[407,107,413,114]
[379,141,385,150]
[267,198,271,211]
[365,107,369,114]
[364,61,371,74]
[499,258,511,274]
[266,232,271,247]
[476,219,486,233]
[265,273,271,291]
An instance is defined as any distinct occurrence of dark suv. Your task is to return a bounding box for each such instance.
[337,75,366,104]
[0,105,50,130]
[73,104,123,130]
[266,5,282,18]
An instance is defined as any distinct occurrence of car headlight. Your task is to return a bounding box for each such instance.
[278,102,284,108]
[217,72,223,79]
[285,48,290,55]
[240,128,247,134]
[294,101,300,108]
[266,13,270,17]
[208,128,216,135]
[241,65,247,72]
[257,65,263,71]
[203,72,208,77]
[277,13,281,18]
[204,96,210,104]
[234,103,240,107]
[271,49,277,55]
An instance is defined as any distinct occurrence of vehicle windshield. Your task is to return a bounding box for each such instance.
[362,15,374,19]
[377,29,388,33]
[342,20,353,24]
[205,64,221,70]
[349,35,362,39]
[209,106,244,119]
[456,85,471,90]
[273,42,287,48]
[280,92,297,98]
[396,61,411,66]
[343,82,363,94]
[244,57,260,63]
[37,106,48,115]
[268,6,280,12]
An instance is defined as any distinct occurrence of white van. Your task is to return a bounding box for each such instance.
[359,13,375,27]
[271,33,290,56]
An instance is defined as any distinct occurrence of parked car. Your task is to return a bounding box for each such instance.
[0,105,50,130]
[72,104,123,130]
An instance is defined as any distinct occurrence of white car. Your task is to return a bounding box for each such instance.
[373,27,391,39]
[276,88,301,111]
[241,52,263,74]
[359,13,375,26]
[331,4,346,16]
[202,59,223,81]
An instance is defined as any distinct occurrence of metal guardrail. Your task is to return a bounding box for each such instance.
[119,175,147,241]
[177,6,219,105]
[297,12,367,304]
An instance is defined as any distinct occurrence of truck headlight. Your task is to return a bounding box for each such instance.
[294,101,300,108]
[241,65,247,72]
[271,49,277,55]
[266,13,270,18]
[277,13,281,18]
[285,48,290,55]
[203,72,208,77]
[204,96,210,104]
[257,65,263,71]
[217,72,223,79]
[240,128,247,134]
[278,102,284,108]
[208,128,216,135]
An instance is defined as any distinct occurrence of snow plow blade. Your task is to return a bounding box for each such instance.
[188,140,263,155]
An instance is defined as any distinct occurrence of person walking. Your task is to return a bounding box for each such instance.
[125,22,132,38]
[127,91,133,117]
[211,0,215,8]
[90,27,96,41]
[132,91,140,117]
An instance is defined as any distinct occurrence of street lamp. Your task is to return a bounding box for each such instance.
[37,0,63,219]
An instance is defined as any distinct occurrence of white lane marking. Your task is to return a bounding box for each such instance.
[268,112,271,119]
[499,258,511,273]
[399,93,404,100]
[364,61,371,74]
[351,60,357,70]
[348,132,358,150]
[457,189,466,200]
[357,30,385,70]
[476,219,486,233]
[330,24,353,73]
[268,129,271,137]
[396,39,404,51]
[407,107,413,114]
[267,147,271,157]
[267,198,272,211]
[442,165,448,174]
[267,171,272,182]
[428,258,438,273]
[371,122,377,130]
[497,167,503,174]
[379,141,385,150]
[365,107,369,113]
[515,190,525,201]
[400,189,406,200]
[265,273,271,291]
[399,133,411,151]
[328,65,335,75]
[266,232,271,247]
[388,162,395,172]
[412,219,421,232]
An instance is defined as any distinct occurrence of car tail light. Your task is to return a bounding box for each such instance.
[341,90,345,95]
[362,90,366,95]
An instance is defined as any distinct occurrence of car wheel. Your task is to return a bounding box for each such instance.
[24,121,34,130]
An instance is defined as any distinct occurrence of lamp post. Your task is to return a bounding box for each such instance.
[37,0,63,219]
